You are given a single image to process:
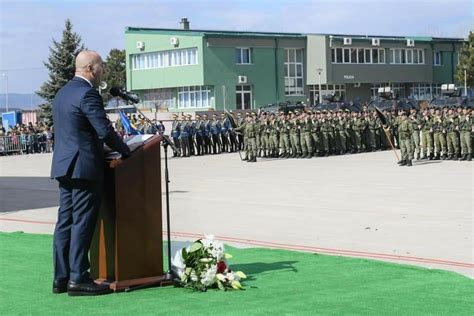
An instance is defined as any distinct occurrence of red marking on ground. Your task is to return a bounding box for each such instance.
[1,217,472,269]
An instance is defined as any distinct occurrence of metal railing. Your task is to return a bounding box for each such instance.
[0,135,52,155]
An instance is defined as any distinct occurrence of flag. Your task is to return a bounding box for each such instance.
[119,111,141,135]
[224,110,238,129]
[374,106,388,126]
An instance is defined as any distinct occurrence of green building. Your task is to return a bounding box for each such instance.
[124,19,465,112]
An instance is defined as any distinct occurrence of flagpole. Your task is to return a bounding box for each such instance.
[383,128,400,161]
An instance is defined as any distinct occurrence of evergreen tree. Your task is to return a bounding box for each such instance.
[102,49,126,103]
[36,19,84,125]
[455,31,474,88]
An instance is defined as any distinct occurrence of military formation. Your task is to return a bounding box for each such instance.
[169,106,473,164]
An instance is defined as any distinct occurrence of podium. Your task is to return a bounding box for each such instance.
[90,135,166,291]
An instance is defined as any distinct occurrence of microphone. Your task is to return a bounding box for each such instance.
[110,87,140,104]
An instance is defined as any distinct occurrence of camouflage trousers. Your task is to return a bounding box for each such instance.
[368,129,377,150]
[421,130,433,156]
[412,130,420,155]
[261,134,270,153]
[433,132,447,155]
[290,133,302,154]
[399,136,413,161]
[246,137,257,159]
[311,132,321,154]
[446,132,460,156]
[269,135,279,152]
[300,132,313,155]
[460,131,472,154]
[279,134,291,155]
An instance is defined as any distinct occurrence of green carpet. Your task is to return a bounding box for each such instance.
[0,232,473,315]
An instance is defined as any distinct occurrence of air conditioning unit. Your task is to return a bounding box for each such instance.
[372,38,380,46]
[136,41,145,50]
[238,76,247,84]
[353,82,361,88]
[343,37,352,45]
[170,37,179,46]
[406,39,415,47]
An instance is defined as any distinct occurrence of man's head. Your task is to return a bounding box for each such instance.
[75,50,105,88]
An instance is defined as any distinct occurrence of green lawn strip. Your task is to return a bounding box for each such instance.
[0,232,472,315]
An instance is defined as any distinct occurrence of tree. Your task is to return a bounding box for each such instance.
[36,19,85,125]
[102,49,126,102]
[455,31,474,88]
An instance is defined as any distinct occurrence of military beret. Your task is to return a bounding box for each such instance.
[288,111,294,114]
[344,109,350,113]
[251,112,257,116]
[316,110,321,114]
[245,112,251,116]
[195,114,201,118]
[203,114,208,118]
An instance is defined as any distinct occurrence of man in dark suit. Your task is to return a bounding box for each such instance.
[51,50,131,296]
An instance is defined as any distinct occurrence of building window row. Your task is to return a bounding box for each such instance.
[331,48,386,64]
[177,86,212,109]
[235,48,252,64]
[142,88,174,109]
[389,48,424,65]
[285,48,304,96]
[131,47,198,70]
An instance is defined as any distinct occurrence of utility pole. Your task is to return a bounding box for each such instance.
[317,68,323,104]
[2,73,8,112]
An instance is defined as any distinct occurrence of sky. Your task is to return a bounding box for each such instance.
[0,0,472,94]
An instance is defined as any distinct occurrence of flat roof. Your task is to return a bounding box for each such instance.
[125,27,465,42]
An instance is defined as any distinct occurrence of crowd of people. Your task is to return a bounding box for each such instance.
[168,106,473,164]
[0,122,53,155]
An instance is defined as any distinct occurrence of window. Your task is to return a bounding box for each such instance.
[284,48,304,95]
[336,48,343,63]
[309,84,346,106]
[434,51,442,66]
[390,48,423,64]
[331,49,335,63]
[379,49,385,63]
[235,48,251,64]
[406,50,413,64]
[143,88,173,109]
[364,49,371,63]
[351,48,357,64]
[372,49,379,63]
[177,86,211,108]
[131,47,198,70]
[358,49,364,64]
[343,48,350,63]
[418,50,424,64]
[236,85,252,110]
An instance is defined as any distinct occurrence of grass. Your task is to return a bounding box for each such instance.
[0,232,473,315]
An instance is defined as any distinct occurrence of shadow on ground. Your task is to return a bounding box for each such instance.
[0,177,58,213]
[232,261,298,281]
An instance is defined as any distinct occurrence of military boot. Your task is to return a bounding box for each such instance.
[429,153,434,160]
[406,160,413,167]
[421,154,427,160]
[399,160,407,166]
[460,154,467,161]
[442,154,447,160]
[453,154,459,161]
[416,153,420,160]
[434,154,440,160]
[468,153,472,161]
[447,154,453,160]
[250,156,257,163]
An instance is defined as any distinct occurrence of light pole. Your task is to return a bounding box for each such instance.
[2,73,8,112]
[222,85,226,111]
[316,68,323,104]
[463,65,468,97]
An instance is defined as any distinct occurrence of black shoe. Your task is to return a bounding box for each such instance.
[434,154,440,160]
[399,160,407,166]
[67,279,113,296]
[442,154,447,160]
[397,160,405,165]
[468,154,472,161]
[406,160,413,167]
[53,279,68,294]
[416,154,420,160]
[447,155,453,160]
[421,155,427,160]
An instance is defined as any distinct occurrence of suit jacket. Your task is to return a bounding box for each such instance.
[51,76,130,181]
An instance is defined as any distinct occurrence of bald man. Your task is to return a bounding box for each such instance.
[51,50,130,296]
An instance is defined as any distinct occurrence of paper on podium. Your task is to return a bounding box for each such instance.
[104,134,154,160]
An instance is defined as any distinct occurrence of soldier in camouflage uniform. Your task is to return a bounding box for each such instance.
[420,109,433,160]
[278,112,291,158]
[234,115,258,162]
[367,111,378,152]
[408,109,421,160]
[171,114,181,157]
[300,112,313,158]
[396,109,414,166]
[269,114,279,158]
[445,108,460,160]
[432,109,447,160]
[289,111,302,158]
[261,115,271,158]
[311,111,322,156]
[459,107,472,161]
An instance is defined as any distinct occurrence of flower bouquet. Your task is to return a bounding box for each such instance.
[171,234,246,291]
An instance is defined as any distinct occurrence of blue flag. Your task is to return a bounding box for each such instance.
[119,111,140,135]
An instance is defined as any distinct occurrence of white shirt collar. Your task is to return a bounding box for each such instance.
[75,75,93,87]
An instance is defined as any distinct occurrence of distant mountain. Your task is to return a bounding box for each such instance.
[0,93,45,110]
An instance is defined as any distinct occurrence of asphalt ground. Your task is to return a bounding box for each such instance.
[0,150,472,277]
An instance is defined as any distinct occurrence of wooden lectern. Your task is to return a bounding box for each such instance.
[90,135,166,291]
